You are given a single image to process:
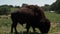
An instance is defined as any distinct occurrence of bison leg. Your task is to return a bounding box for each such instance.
[26,23,30,34]
[32,27,36,34]
[33,27,36,32]
[11,21,18,33]
[11,23,13,33]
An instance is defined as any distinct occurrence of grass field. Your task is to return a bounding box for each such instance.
[0,12,60,34]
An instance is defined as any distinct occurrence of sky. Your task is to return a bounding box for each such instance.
[0,0,56,6]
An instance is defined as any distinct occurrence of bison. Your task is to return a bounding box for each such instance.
[11,5,51,34]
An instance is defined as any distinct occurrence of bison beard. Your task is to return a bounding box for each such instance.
[11,5,51,34]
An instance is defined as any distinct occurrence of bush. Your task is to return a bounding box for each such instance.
[55,10,60,14]
[0,7,11,15]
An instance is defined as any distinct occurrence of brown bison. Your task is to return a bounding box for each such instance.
[11,5,51,34]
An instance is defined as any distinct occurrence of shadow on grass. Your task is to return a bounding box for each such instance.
[11,31,40,34]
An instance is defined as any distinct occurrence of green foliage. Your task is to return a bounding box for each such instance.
[0,5,11,15]
[22,3,28,7]
[50,0,60,13]
[49,3,56,11]
[41,4,50,11]
[0,5,20,15]
[14,6,20,8]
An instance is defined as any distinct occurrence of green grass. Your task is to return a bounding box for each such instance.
[0,12,60,34]
[45,11,60,22]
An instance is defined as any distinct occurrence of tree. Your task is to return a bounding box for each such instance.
[14,6,20,8]
[50,0,60,13]
[9,5,13,7]
[0,5,11,15]
[41,4,50,11]
[22,3,28,7]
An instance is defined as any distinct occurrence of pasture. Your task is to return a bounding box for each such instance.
[0,11,60,34]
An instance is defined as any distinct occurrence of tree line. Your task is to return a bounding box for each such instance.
[0,0,60,15]
[0,5,20,15]
[41,0,60,13]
